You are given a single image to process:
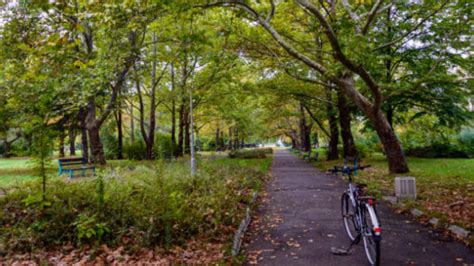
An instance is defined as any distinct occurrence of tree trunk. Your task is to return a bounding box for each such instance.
[299,103,311,152]
[386,104,394,129]
[215,127,220,151]
[171,100,176,155]
[3,137,11,158]
[234,128,239,150]
[341,76,409,173]
[130,103,135,144]
[370,110,409,173]
[79,110,89,162]
[88,125,106,165]
[228,127,233,150]
[177,103,184,156]
[326,88,339,160]
[59,130,65,158]
[184,108,190,154]
[86,100,106,165]
[69,127,76,156]
[116,110,123,160]
[337,90,358,158]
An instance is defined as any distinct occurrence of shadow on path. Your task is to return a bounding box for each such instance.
[243,150,473,265]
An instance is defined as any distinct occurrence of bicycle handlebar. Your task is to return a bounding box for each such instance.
[328,165,371,174]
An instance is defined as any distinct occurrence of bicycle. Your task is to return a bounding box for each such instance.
[329,162,381,266]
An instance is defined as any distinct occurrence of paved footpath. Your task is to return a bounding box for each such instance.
[243,150,473,265]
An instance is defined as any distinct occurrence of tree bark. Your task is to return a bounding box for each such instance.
[3,137,11,158]
[116,109,123,160]
[337,89,358,158]
[85,100,106,165]
[177,103,185,156]
[299,103,311,152]
[234,128,239,150]
[184,107,190,154]
[228,127,233,150]
[79,109,89,162]
[326,88,339,160]
[88,124,105,165]
[171,100,176,155]
[341,76,409,172]
[215,127,220,151]
[59,130,65,158]
[69,126,76,156]
[130,103,135,144]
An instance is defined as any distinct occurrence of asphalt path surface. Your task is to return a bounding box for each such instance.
[243,149,473,265]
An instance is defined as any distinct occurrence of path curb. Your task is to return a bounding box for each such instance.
[231,191,258,256]
[383,196,472,243]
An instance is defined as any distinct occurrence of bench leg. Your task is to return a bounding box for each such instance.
[69,170,73,179]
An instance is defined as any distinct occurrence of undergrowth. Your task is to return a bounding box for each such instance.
[0,157,272,255]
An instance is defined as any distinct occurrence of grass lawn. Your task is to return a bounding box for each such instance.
[313,152,474,231]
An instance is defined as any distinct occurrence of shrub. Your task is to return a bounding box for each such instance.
[0,158,270,253]
[228,149,267,159]
[406,143,470,158]
[355,143,371,158]
[458,128,474,157]
[259,148,273,154]
[101,128,119,160]
[153,133,175,159]
[123,141,147,160]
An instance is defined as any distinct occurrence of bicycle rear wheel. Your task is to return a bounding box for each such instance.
[362,206,381,266]
[341,192,358,241]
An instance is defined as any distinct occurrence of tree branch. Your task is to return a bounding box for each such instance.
[373,0,449,51]
[362,0,384,35]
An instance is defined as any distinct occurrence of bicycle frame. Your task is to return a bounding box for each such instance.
[345,169,380,237]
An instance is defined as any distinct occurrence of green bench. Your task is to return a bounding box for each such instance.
[58,157,95,179]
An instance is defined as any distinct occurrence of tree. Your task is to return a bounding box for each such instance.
[198,0,471,173]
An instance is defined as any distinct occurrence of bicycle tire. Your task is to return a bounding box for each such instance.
[341,192,358,241]
[362,206,381,266]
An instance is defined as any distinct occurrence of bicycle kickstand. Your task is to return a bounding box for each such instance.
[331,234,361,256]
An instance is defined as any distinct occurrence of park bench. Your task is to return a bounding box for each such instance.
[58,157,95,179]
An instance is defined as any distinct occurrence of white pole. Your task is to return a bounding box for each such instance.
[190,87,196,176]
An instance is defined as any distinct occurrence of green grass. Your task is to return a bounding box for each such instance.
[313,153,474,230]
[0,158,57,187]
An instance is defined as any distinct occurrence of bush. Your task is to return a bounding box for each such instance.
[458,128,474,157]
[0,158,270,253]
[228,149,267,159]
[406,143,470,158]
[101,127,119,160]
[153,133,175,159]
[123,141,147,160]
[355,143,372,158]
[259,148,273,154]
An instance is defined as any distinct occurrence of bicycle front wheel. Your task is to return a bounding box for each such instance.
[362,206,381,266]
[341,192,358,241]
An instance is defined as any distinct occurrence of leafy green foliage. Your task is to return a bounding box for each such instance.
[406,143,470,159]
[0,157,271,252]
[228,148,271,159]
